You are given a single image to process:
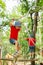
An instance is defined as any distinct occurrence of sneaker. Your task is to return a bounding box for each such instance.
[13,51,20,57]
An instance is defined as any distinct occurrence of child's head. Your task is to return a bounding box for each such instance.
[30,33,34,38]
[11,19,15,22]
[15,21,21,27]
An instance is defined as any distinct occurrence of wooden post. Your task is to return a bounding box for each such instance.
[0,46,2,65]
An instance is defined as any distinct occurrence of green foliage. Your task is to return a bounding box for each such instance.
[37,0,43,6]
[0,0,5,9]
[0,0,6,17]
[0,0,43,58]
[20,0,29,14]
[0,11,5,17]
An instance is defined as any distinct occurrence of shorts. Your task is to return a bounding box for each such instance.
[29,46,35,52]
[9,39,17,45]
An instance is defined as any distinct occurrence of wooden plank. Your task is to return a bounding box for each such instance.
[0,58,38,62]
[18,59,38,62]
[0,58,13,61]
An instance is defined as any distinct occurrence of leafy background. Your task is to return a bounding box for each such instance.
[0,0,43,58]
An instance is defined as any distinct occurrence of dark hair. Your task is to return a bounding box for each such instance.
[30,33,34,38]
[15,21,21,27]
[12,19,14,21]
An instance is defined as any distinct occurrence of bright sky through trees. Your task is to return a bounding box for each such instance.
[3,0,20,13]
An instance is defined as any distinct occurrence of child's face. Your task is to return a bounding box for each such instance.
[12,19,14,22]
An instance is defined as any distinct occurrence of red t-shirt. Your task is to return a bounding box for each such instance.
[26,38,36,46]
[10,26,20,40]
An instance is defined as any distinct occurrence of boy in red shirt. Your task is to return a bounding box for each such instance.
[9,19,21,55]
[25,33,36,58]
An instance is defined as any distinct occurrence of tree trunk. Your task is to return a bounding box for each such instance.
[30,12,38,65]
[33,12,38,37]
[30,13,33,31]
[31,0,39,65]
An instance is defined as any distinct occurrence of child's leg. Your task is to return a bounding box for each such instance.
[29,46,35,59]
[15,41,20,51]
[31,46,35,58]
[29,46,32,58]
[29,52,35,59]
[9,39,20,55]
[9,39,18,51]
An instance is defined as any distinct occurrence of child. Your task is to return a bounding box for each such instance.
[9,19,21,55]
[25,33,36,59]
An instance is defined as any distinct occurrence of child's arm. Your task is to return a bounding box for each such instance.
[9,22,13,26]
[24,38,29,41]
[16,27,21,31]
[9,21,16,26]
